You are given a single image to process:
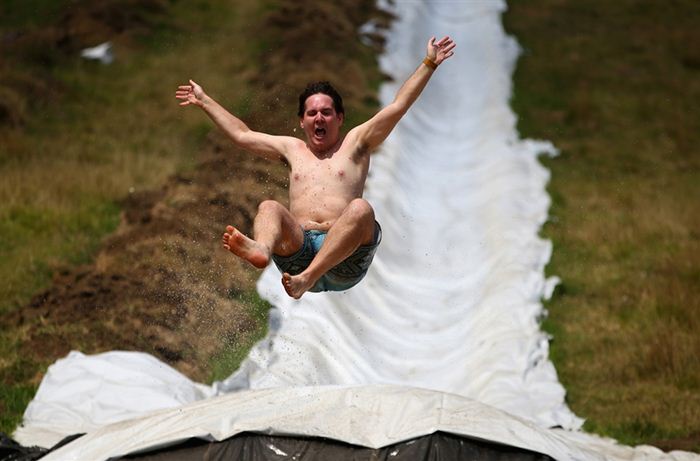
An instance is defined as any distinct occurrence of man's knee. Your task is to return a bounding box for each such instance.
[257,200,286,216]
[345,198,374,222]
[256,200,301,254]
[341,200,376,246]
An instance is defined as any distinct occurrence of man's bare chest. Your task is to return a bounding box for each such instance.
[289,152,368,189]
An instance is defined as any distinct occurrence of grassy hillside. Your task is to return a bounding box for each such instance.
[0,0,259,432]
[505,0,700,451]
[0,0,385,437]
[0,0,236,314]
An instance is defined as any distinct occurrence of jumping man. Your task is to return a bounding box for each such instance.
[175,36,456,299]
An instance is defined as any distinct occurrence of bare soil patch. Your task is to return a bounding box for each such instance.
[5,141,284,381]
[0,0,387,384]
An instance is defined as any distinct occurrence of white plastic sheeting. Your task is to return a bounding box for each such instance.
[12,1,700,460]
[36,385,681,461]
[216,0,578,431]
[14,351,214,449]
[20,377,699,460]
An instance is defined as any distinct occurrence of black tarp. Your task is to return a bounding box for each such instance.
[0,433,83,461]
[121,431,553,461]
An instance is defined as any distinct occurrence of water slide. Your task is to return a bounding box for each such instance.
[13,1,698,460]
[216,0,576,430]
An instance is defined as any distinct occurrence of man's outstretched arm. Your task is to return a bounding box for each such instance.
[175,80,292,161]
[350,36,456,151]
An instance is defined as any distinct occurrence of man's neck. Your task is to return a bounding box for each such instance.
[309,137,342,159]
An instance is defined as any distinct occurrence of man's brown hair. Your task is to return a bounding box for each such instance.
[297,81,345,117]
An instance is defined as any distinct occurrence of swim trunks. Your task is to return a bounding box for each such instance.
[272,221,382,293]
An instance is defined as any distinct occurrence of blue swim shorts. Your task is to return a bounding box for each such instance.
[271,221,382,293]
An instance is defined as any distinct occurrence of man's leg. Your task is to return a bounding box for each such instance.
[282,198,376,299]
[222,200,303,268]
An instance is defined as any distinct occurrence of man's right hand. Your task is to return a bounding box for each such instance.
[175,79,206,107]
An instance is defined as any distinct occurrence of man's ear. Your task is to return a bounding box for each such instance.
[338,112,344,125]
[299,118,304,129]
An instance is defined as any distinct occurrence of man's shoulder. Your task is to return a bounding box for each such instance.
[281,137,313,165]
[264,134,302,146]
[268,135,305,156]
[284,136,308,153]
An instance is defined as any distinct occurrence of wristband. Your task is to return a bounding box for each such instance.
[423,57,438,70]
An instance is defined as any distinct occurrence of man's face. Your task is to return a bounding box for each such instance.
[300,93,344,153]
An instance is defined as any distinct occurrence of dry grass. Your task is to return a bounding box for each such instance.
[0,0,387,436]
[0,0,256,314]
[0,0,266,432]
[505,0,700,449]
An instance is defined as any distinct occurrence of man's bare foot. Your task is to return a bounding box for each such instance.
[222,225,269,269]
[282,272,316,299]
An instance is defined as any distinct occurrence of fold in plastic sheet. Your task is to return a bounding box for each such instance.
[34,385,698,461]
[34,386,603,460]
[20,384,697,461]
[14,351,214,449]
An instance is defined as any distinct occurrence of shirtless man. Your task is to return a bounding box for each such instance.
[176,36,455,299]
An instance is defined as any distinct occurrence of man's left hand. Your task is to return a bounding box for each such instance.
[427,36,456,66]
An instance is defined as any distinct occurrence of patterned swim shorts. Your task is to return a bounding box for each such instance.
[272,221,382,293]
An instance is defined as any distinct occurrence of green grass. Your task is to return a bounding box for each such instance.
[0,328,41,433]
[0,201,120,311]
[0,0,71,28]
[208,291,272,383]
[505,0,700,450]
[0,0,266,435]
[0,384,37,435]
[0,0,245,315]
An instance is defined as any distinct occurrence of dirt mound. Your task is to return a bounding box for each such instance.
[7,140,283,380]
[1,0,388,383]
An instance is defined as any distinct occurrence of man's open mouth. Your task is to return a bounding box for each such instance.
[314,127,326,137]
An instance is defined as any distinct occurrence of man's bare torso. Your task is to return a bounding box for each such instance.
[285,136,370,231]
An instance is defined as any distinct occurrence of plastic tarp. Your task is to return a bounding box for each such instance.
[24,385,697,461]
[12,1,700,460]
[123,431,554,461]
[39,385,585,460]
[215,0,578,432]
[14,351,214,449]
